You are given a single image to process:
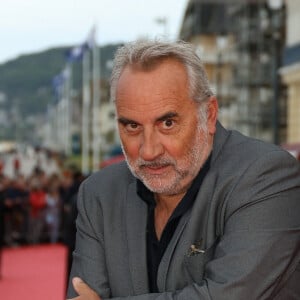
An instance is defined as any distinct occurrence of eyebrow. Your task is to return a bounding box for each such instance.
[156,112,178,123]
[117,117,139,125]
[117,111,179,125]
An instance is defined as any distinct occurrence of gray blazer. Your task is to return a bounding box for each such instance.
[68,122,300,299]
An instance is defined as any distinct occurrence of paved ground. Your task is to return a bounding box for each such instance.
[0,244,67,300]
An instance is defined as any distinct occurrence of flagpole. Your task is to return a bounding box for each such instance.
[92,27,101,172]
[58,98,64,152]
[54,103,60,151]
[63,65,69,155]
[65,63,72,156]
[81,50,91,175]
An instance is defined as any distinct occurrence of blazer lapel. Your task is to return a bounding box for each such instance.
[157,209,192,291]
[125,181,149,294]
[156,171,218,291]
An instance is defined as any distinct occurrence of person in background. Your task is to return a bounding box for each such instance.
[62,170,85,289]
[28,179,46,244]
[13,153,21,178]
[67,40,300,300]
[3,176,28,246]
[0,155,4,176]
[45,174,62,243]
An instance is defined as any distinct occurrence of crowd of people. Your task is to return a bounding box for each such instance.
[0,149,86,282]
[0,148,85,255]
[0,169,83,247]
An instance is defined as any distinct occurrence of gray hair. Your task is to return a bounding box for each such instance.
[110,39,214,106]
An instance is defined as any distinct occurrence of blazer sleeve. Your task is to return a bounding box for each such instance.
[102,150,300,300]
[67,179,111,299]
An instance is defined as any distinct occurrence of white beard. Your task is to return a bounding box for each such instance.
[122,126,210,195]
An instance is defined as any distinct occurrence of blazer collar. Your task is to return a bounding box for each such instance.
[211,121,230,165]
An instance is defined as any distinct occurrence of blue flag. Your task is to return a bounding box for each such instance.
[65,43,89,62]
[52,67,70,102]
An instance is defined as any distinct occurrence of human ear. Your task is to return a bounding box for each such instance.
[206,96,218,135]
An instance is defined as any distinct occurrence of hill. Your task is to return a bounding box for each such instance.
[0,44,121,118]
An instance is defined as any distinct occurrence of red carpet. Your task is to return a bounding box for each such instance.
[0,244,68,300]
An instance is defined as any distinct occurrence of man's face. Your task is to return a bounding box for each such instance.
[116,58,217,196]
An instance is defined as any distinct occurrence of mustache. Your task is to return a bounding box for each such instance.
[136,158,175,168]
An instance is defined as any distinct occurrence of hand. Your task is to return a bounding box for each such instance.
[67,277,101,300]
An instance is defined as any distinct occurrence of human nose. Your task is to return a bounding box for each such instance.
[139,129,163,161]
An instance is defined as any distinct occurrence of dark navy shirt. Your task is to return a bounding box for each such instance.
[137,156,211,292]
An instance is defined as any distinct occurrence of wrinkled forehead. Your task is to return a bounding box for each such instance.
[116,58,189,98]
[114,59,196,124]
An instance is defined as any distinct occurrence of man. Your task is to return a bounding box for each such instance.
[67,40,300,300]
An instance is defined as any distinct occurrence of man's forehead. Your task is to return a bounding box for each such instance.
[116,97,183,116]
[114,57,193,119]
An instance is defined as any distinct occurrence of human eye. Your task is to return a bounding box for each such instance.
[118,117,141,134]
[125,122,140,133]
[161,118,175,130]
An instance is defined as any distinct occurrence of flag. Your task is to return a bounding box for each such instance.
[65,43,88,62]
[65,26,96,62]
[52,67,70,102]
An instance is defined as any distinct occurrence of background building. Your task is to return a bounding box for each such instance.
[179,2,237,129]
[179,0,286,144]
[280,0,300,150]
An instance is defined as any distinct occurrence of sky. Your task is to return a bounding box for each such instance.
[0,0,188,64]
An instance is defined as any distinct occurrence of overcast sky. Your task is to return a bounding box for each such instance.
[0,0,188,64]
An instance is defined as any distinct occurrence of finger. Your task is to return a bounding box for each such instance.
[72,277,89,295]
[72,277,100,299]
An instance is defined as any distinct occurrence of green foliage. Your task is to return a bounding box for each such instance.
[0,43,122,117]
[0,47,68,115]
